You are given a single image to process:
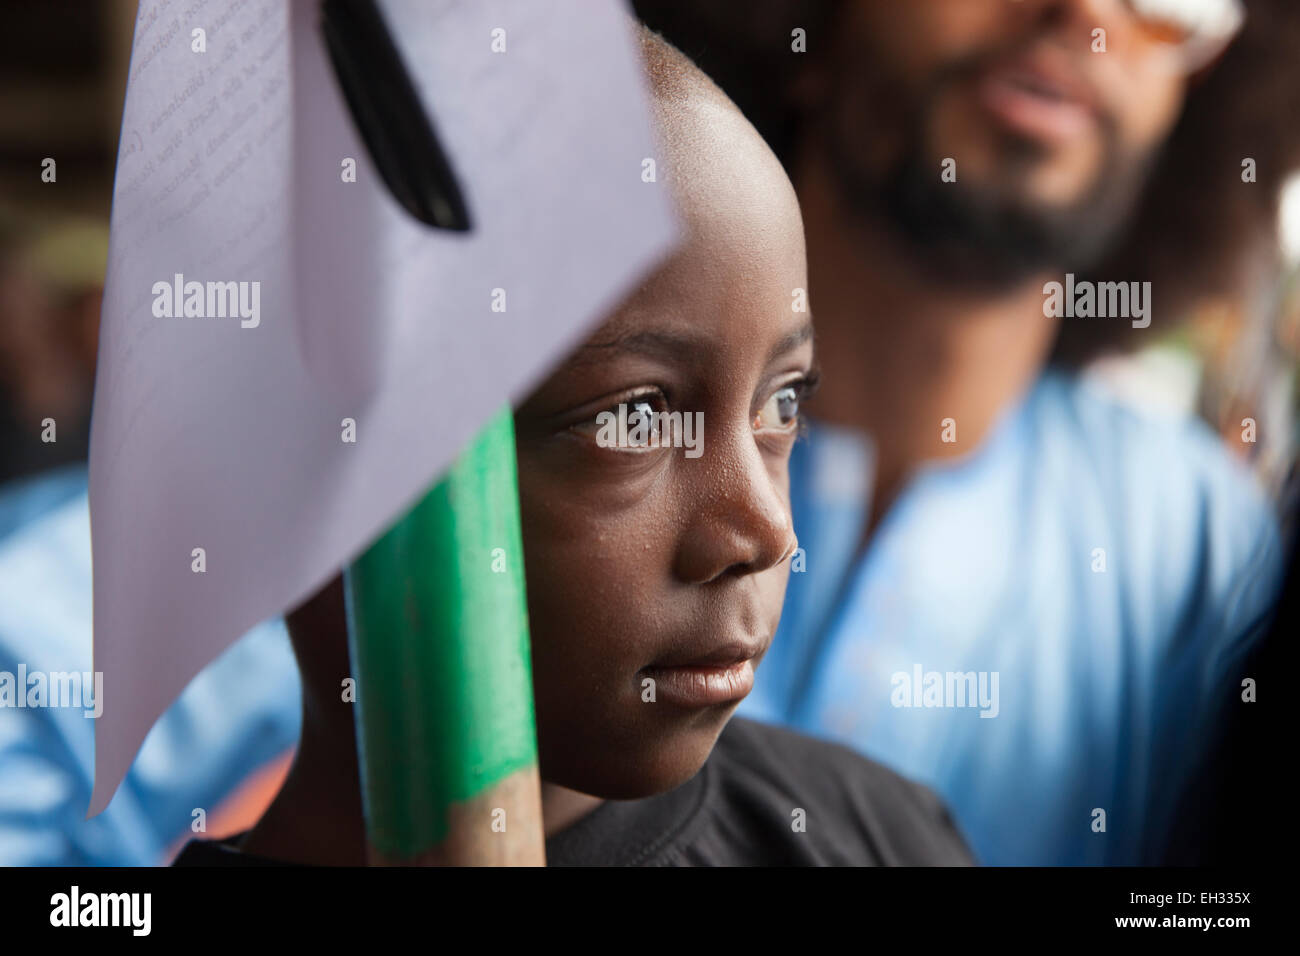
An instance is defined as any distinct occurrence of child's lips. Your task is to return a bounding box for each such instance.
[640,637,766,707]
[641,659,756,708]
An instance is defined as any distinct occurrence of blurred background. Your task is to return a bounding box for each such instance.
[0,2,297,867]
[0,3,132,493]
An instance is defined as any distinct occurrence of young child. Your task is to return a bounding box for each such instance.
[175,28,973,866]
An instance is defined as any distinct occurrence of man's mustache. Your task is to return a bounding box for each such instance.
[930,30,1111,133]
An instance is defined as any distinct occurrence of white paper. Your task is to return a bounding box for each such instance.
[89,0,678,815]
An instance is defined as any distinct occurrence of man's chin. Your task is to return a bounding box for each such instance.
[877,156,1135,285]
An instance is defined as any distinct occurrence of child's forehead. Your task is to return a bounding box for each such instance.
[568,308,706,367]
[566,225,810,372]
[567,298,813,376]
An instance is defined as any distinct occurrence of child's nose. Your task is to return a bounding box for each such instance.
[672,435,798,584]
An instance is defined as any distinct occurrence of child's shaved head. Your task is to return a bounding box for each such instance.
[636,25,804,259]
[638,22,728,112]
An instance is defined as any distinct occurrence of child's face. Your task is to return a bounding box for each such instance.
[514,140,813,798]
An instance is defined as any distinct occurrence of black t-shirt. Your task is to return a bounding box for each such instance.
[174,717,975,866]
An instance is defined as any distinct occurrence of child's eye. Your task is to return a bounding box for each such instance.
[753,383,805,432]
[623,400,662,445]
[570,391,670,450]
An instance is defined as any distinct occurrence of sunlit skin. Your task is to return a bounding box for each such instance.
[238,36,815,862]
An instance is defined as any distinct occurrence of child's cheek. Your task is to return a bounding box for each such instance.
[764,557,794,630]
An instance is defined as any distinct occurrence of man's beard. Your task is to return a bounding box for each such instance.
[821,56,1159,289]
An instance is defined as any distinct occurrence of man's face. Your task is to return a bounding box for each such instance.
[815,0,1195,280]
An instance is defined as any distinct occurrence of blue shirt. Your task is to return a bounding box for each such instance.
[740,369,1284,865]
[0,464,88,543]
[0,469,301,865]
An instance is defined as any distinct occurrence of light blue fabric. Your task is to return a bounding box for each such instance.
[741,368,1284,865]
[0,468,301,865]
[0,464,89,543]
